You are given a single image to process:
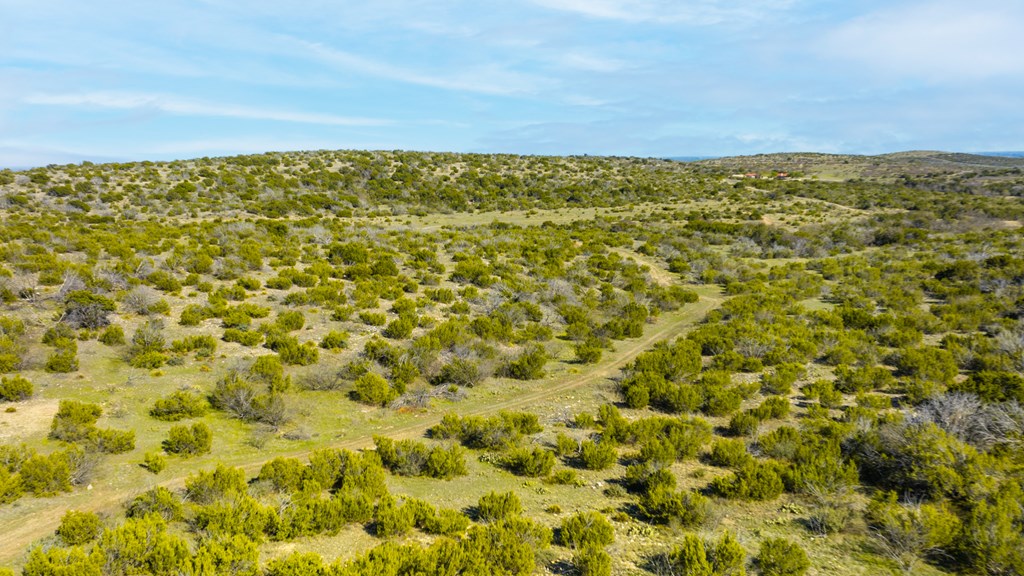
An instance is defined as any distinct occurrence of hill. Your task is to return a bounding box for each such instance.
[0,149,1022,576]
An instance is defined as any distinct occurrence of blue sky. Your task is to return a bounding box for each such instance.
[2,0,1023,167]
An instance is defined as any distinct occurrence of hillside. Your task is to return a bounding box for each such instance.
[694,151,1024,196]
[0,150,1022,576]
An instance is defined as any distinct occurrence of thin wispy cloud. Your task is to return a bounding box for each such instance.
[527,0,797,25]
[25,92,391,126]
[290,38,550,96]
[557,52,628,73]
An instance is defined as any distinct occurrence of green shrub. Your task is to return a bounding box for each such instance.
[57,510,101,545]
[49,400,102,443]
[708,438,754,468]
[503,446,556,477]
[277,341,320,366]
[236,276,261,290]
[45,348,79,372]
[951,370,1024,403]
[0,467,24,505]
[20,451,72,496]
[575,340,604,364]
[142,452,166,474]
[711,462,785,501]
[128,350,168,369]
[728,412,760,437]
[320,330,349,350]
[90,428,135,454]
[703,385,744,417]
[42,323,76,346]
[959,485,1024,575]
[502,345,549,380]
[98,325,126,345]
[865,491,961,572]
[579,440,617,470]
[264,552,325,576]
[478,491,522,522]
[126,486,182,521]
[639,487,710,526]
[801,379,842,408]
[555,433,579,457]
[665,532,747,576]
[434,357,485,387]
[222,328,264,346]
[750,396,790,420]
[422,508,471,537]
[150,390,208,421]
[547,469,580,486]
[424,444,468,480]
[276,310,306,331]
[383,317,416,339]
[163,422,213,456]
[179,304,207,326]
[560,511,614,549]
[257,457,305,493]
[374,495,415,537]
[761,363,804,395]
[21,547,103,575]
[184,464,247,505]
[359,311,387,326]
[0,376,32,402]
[834,364,896,394]
[170,334,218,356]
[147,270,182,292]
[758,538,809,576]
[352,373,398,406]
[373,436,468,479]
[574,545,612,576]
[250,354,290,392]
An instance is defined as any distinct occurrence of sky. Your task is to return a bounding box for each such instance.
[2,0,1023,167]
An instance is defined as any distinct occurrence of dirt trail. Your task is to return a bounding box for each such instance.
[608,248,676,287]
[0,293,722,565]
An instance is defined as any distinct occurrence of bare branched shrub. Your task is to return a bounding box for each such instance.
[300,371,344,391]
[913,393,1024,450]
[57,271,85,299]
[122,286,159,315]
[734,337,771,359]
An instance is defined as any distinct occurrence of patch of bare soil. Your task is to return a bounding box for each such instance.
[0,398,59,442]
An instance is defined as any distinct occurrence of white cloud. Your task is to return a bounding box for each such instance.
[24,92,390,126]
[563,95,612,107]
[291,38,550,96]
[822,1,1024,81]
[527,0,797,25]
[557,52,627,73]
